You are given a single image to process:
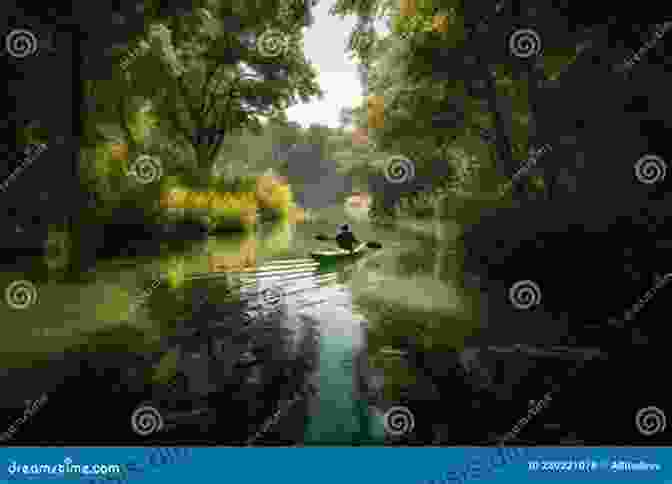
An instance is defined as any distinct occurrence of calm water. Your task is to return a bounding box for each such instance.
[1,207,486,444]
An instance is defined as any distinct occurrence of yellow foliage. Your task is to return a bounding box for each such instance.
[204,191,217,209]
[210,193,226,210]
[399,0,417,18]
[109,142,128,161]
[254,176,293,214]
[165,257,185,289]
[240,207,258,226]
[367,95,385,129]
[191,192,211,209]
[160,179,293,230]
[287,205,306,223]
[160,188,188,208]
[432,13,450,33]
[208,238,257,272]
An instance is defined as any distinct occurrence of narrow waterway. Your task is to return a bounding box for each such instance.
[1,207,480,444]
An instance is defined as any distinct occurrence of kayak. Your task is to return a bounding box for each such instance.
[310,242,368,263]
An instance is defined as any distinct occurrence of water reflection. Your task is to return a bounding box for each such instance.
[208,235,258,273]
[2,212,484,445]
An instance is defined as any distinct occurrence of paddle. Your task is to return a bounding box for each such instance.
[315,234,382,249]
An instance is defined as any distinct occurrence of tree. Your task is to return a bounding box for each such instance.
[69,0,323,274]
[331,0,586,204]
[88,1,323,185]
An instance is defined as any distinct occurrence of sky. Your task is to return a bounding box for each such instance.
[285,0,386,129]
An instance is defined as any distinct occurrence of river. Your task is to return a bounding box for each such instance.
[0,206,490,445]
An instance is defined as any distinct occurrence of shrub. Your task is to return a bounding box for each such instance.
[256,175,293,216]
[157,172,298,233]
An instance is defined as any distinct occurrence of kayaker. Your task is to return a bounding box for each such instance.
[335,224,359,254]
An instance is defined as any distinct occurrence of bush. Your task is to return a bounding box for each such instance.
[168,190,257,231]
[256,175,293,216]
[156,175,295,234]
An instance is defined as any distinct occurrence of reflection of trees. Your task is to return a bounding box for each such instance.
[260,219,294,253]
[362,299,478,357]
[208,237,257,273]
[360,296,479,368]
[357,290,486,442]
[394,244,437,277]
[393,229,465,283]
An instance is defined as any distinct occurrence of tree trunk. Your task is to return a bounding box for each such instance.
[68,31,86,276]
[467,2,520,201]
[481,66,523,201]
[522,60,552,202]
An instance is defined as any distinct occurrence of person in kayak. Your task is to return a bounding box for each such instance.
[335,224,360,254]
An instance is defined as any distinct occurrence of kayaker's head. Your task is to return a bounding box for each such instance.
[339,224,350,233]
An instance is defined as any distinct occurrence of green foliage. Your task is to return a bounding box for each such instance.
[330,0,592,211]
[84,0,323,186]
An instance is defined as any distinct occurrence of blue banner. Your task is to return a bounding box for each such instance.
[0,447,669,483]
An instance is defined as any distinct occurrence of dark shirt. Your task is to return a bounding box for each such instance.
[335,232,359,252]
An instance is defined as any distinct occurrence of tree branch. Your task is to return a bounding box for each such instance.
[201,63,223,117]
